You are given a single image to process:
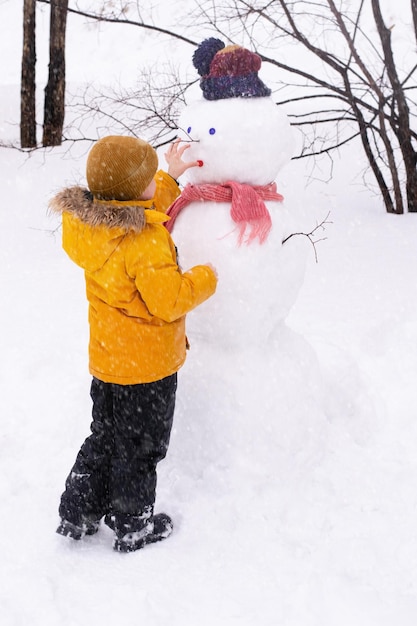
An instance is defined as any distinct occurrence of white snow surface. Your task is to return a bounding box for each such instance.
[2,2,417,624]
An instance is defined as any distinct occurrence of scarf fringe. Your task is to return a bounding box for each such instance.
[237,219,271,246]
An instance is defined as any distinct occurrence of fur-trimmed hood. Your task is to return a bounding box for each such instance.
[49,185,158,273]
[49,171,178,275]
[49,185,148,232]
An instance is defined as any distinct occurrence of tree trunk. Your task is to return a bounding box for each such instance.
[372,0,417,212]
[42,0,68,147]
[20,0,37,148]
[328,0,404,213]
[355,99,398,214]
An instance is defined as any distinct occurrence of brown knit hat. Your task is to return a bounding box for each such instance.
[86,135,158,201]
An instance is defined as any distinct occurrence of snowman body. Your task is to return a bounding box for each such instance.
[165,94,327,485]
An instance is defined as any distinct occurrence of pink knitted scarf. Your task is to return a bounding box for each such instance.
[166,181,283,245]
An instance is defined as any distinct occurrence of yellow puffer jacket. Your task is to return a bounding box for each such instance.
[50,171,217,384]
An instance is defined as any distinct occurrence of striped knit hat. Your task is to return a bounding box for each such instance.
[86,135,158,201]
[193,38,271,101]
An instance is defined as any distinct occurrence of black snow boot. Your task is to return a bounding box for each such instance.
[109,507,173,553]
[56,518,100,540]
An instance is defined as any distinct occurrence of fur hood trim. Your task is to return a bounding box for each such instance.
[49,186,148,233]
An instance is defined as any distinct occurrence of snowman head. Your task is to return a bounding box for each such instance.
[179,39,295,186]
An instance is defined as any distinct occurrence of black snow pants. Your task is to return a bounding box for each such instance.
[59,374,177,528]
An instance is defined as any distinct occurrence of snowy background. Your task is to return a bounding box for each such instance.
[1,2,417,625]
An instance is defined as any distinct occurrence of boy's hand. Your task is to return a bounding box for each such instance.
[165,139,200,180]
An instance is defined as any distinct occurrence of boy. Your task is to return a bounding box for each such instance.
[50,135,217,552]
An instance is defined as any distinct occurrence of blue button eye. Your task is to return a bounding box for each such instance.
[187,126,192,134]
[209,128,216,135]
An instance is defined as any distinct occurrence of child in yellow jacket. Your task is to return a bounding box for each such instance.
[50,135,217,552]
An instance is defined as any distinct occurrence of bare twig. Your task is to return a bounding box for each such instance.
[282,211,332,263]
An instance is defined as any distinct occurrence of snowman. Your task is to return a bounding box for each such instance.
[164,39,326,490]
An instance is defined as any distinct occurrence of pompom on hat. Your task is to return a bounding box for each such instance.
[86,135,158,201]
[192,38,271,101]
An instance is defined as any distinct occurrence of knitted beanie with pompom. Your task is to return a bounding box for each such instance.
[192,38,271,101]
[86,135,158,201]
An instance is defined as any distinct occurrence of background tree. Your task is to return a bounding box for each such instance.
[21,0,37,148]
[42,0,68,146]
[186,0,417,213]
[34,1,417,212]
[371,0,417,212]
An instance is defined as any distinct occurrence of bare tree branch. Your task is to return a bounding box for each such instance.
[282,211,332,263]
[37,0,197,46]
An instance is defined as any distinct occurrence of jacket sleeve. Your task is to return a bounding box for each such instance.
[126,225,217,323]
[152,170,181,214]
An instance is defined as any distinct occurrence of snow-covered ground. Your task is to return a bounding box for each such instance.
[2,2,417,625]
